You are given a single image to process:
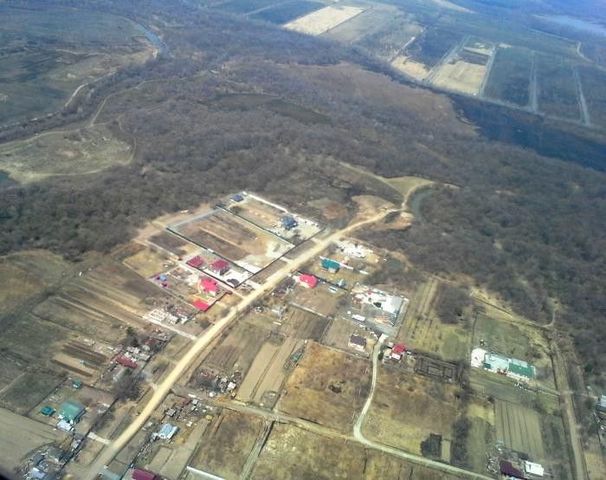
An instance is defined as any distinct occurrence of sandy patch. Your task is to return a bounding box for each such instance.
[391,55,430,80]
[431,60,487,95]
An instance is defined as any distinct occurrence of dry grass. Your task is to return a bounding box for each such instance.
[278,342,371,432]
[363,367,462,454]
[432,60,487,95]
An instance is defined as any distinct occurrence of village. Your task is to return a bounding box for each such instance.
[1,190,589,480]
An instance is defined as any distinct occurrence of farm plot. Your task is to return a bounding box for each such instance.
[362,367,461,456]
[236,336,301,406]
[495,400,544,460]
[431,41,493,96]
[466,400,496,473]
[123,246,174,278]
[0,371,63,415]
[406,28,462,68]
[51,340,110,380]
[322,6,397,44]
[148,232,194,257]
[251,1,323,24]
[578,65,606,128]
[170,210,294,273]
[484,46,532,106]
[358,14,423,61]
[218,0,279,14]
[536,54,580,120]
[191,410,265,479]
[277,342,370,432]
[285,5,365,36]
[278,306,330,340]
[224,193,321,243]
[202,321,269,376]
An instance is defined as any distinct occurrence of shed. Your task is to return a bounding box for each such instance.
[59,400,85,423]
[232,193,244,202]
[40,406,55,417]
[187,256,205,269]
[392,343,407,355]
[298,274,318,289]
[524,461,544,477]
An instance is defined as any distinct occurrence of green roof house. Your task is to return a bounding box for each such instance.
[321,258,340,273]
[40,406,55,417]
[508,361,535,379]
[59,400,85,423]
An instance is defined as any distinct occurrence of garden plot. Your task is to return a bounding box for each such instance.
[285,5,366,36]
[495,400,544,460]
[223,192,321,243]
[170,209,293,273]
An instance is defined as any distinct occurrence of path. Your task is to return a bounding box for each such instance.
[83,207,396,480]
[573,67,592,127]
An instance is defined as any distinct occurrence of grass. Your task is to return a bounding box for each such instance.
[0,371,63,415]
[536,54,580,120]
[0,125,132,183]
[363,367,462,455]
[579,66,606,128]
[278,342,371,432]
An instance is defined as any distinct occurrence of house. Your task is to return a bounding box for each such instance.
[186,256,205,269]
[40,406,55,417]
[210,259,230,275]
[201,277,219,296]
[392,343,406,355]
[524,461,544,477]
[321,258,341,273]
[193,299,211,312]
[116,355,138,369]
[156,423,178,440]
[281,215,298,230]
[59,400,85,424]
[298,273,318,288]
[232,193,244,202]
[596,395,606,418]
[349,334,367,352]
[132,469,159,480]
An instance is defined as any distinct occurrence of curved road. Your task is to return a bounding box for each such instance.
[353,339,494,480]
[84,207,397,480]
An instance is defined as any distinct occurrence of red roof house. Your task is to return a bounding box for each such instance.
[132,469,159,480]
[210,259,230,275]
[187,256,205,269]
[499,461,525,479]
[116,355,138,369]
[201,277,219,296]
[193,299,211,312]
[392,343,407,355]
[298,274,318,289]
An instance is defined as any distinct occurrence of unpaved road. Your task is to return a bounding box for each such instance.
[353,338,494,480]
[84,207,396,480]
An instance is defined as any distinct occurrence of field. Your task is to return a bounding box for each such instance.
[123,246,174,278]
[484,46,532,106]
[148,232,194,257]
[391,55,431,81]
[0,407,63,474]
[362,367,461,456]
[578,66,606,128]
[432,58,486,95]
[284,5,365,36]
[190,410,264,479]
[287,279,346,317]
[236,337,301,406]
[323,6,399,45]
[251,1,323,24]
[277,342,370,432]
[0,125,132,183]
[495,399,544,459]
[400,279,470,361]
[0,371,62,415]
[170,210,293,273]
[277,306,330,340]
[536,54,580,120]
[359,15,422,61]
[0,6,152,126]
[219,0,279,14]
[203,320,270,376]
[250,423,467,479]
[466,400,495,473]
[406,28,462,68]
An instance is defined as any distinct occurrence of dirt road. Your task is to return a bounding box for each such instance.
[353,338,494,480]
[83,207,396,480]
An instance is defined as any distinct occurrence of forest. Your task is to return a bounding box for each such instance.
[1,0,605,387]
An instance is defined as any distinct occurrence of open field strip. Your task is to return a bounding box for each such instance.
[285,5,365,36]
